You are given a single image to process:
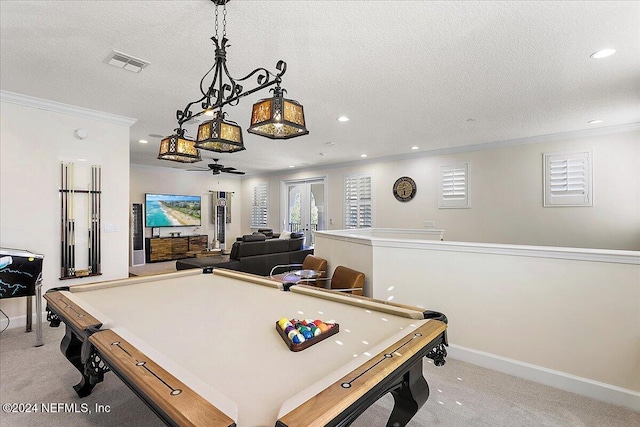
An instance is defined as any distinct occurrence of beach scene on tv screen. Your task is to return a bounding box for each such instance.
[146,194,201,227]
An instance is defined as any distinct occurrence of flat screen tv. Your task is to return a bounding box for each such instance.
[145,193,201,227]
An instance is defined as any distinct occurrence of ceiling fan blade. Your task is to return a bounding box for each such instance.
[226,170,246,175]
[186,168,209,171]
[221,167,236,172]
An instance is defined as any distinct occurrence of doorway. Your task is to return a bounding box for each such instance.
[282,178,326,246]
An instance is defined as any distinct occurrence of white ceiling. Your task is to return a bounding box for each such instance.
[1,1,639,175]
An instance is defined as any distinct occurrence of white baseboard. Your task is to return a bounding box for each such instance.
[0,312,46,331]
[448,344,640,412]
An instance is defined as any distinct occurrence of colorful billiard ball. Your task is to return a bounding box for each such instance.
[302,330,314,340]
[292,333,305,344]
[278,318,289,328]
[284,325,295,335]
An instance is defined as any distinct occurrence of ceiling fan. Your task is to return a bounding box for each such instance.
[187,159,245,175]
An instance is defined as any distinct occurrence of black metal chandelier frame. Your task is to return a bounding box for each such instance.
[159,0,308,163]
[175,0,287,131]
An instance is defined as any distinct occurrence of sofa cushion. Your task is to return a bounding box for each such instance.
[230,241,241,260]
[242,234,266,242]
[288,237,304,251]
[257,228,274,238]
[265,238,290,253]
[237,241,267,258]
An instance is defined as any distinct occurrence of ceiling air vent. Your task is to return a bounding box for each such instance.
[104,50,149,73]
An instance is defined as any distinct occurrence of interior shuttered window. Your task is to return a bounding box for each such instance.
[251,183,269,228]
[544,151,592,207]
[439,163,469,208]
[345,174,372,229]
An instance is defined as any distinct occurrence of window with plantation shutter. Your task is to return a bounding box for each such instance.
[544,151,592,207]
[439,163,469,208]
[251,183,269,227]
[344,174,372,229]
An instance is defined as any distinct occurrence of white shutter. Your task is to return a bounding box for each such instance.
[250,183,269,227]
[544,151,592,207]
[439,163,469,208]
[344,174,372,229]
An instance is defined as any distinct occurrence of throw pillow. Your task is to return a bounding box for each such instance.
[279,230,292,240]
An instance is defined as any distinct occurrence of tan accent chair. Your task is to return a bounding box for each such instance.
[269,255,327,285]
[301,266,364,295]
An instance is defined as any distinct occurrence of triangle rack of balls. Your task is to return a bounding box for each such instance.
[276,317,340,352]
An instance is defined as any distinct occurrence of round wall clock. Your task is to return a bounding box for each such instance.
[393,176,417,202]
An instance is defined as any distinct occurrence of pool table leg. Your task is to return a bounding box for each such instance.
[60,326,109,397]
[386,360,429,427]
[60,327,95,397]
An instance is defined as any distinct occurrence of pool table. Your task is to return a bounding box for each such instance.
[44,269,448,427]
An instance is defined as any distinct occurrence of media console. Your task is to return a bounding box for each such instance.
[145,235,208,263]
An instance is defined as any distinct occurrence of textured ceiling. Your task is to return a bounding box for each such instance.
[1,1,638,175]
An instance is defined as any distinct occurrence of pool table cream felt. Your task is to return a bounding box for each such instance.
[57,269,435,426]
[89,327,237,426]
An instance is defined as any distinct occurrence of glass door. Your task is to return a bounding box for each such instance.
[284,178,326,246]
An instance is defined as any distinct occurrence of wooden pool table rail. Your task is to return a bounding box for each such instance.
[44,290,102,331]
[89,329,236,427]
[276,320,447,427]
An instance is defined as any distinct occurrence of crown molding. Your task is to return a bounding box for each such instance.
[246,122,640,178]
[0,90,137,127]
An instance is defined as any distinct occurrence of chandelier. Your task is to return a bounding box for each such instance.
[157,129,201,163]
[158,0,308,163]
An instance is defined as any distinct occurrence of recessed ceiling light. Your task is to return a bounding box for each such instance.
[360,154,367,158]
[288,165,295,168]
[590,49,616,59]
[337,116,350,122]
[588,119,603,124]
[138,139,149,144]
[77,158,87,162]
[411,146,419,150]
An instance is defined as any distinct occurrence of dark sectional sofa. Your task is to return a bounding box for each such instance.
[175,233,313,276]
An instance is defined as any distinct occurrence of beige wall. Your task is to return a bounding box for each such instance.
[241,128,640,251]
[0,99,132,322]
[314,231,640,407]
[130,166,242,249]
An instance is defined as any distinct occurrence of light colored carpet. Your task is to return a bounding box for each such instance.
[128,260,177,277]
[1,326,638,426]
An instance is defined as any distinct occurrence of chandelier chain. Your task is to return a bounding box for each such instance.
[222,2,227,38]
[214,4,219,39]
[214,2,227,39]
